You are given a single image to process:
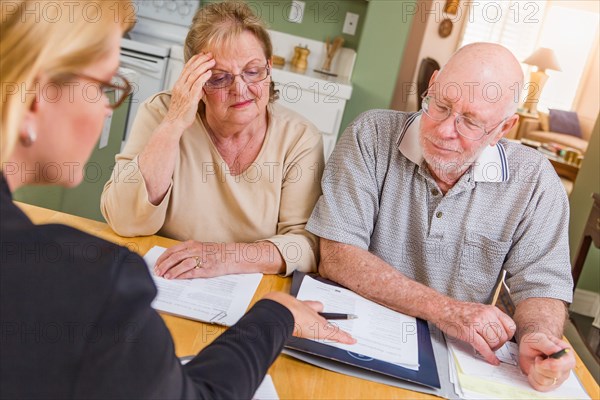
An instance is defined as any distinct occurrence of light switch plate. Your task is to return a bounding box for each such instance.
[343,12,359,35]
[288,0,305,24]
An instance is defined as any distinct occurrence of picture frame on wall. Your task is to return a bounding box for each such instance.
[444,0,460,15]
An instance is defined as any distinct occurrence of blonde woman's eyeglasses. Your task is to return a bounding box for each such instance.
[64,72,133,110]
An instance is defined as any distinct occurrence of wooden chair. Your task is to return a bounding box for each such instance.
[568,193,600,383]
[572,193,600,289]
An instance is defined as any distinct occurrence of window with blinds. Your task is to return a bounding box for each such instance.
[459,1,598,112]
[460,1,546,62]
[536,6,598,111]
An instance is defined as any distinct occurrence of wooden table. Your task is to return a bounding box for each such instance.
[547,156,580,182]
[516,138,581,182]
[15,202,600,399]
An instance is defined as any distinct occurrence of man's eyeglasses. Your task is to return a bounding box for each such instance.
[421,95,507,141]
[205,64,270,90]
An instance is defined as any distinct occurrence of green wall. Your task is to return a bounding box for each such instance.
[569,114,600,293]
[339,0,414,135]
[205,0,368,50]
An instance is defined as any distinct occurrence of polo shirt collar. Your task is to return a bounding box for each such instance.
[398,114,510,183]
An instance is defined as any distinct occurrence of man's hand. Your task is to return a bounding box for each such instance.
[519,332,575,391]
[435,299,516,365]
[320,239,517,364]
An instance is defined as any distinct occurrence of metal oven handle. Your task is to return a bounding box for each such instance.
[120,58,161,73]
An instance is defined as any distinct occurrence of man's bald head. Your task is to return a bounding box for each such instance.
[434,42,524,117]
[419,43,523,189]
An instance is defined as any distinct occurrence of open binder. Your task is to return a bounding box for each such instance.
[285,272,441,390]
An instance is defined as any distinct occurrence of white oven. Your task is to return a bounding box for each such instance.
[165,45,185,90]
[119,0,200,144]
[120,40,169,142]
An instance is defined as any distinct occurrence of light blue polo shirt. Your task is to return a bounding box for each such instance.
[307,110,573,304]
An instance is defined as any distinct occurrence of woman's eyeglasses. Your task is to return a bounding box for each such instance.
[57,72,133,110]
[205,65,270,90]
[77,72,132,109]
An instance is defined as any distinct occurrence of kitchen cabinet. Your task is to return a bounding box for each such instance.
[268,30,354,160]
[271,64,352,160]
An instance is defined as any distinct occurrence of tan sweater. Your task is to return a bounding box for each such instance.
[101,92,324,275]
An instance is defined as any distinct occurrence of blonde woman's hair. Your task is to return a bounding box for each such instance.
[0,0,134,169]
[185,1,278,102]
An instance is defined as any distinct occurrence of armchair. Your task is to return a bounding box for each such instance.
[518,112,595,154]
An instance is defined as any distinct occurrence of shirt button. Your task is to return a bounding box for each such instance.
[436,211,443,219]
[431,189,439,196]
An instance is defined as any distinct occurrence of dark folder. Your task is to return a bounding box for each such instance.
[285,271,441,389]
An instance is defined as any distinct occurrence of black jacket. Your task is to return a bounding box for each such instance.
[0,176,293,399]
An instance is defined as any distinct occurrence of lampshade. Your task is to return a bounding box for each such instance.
[523,48,562,72]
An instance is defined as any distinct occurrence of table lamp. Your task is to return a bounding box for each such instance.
[521,47,562,114]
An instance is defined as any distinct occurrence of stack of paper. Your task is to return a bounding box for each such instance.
[143,246,262,326]
[447,339,590,399]
[252,375,279,400]
[296,275,419,370]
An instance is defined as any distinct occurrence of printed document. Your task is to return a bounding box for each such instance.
[296,275,419,370]
[253,375,279,400]
[143,246,262,326]
[447,339,590,399]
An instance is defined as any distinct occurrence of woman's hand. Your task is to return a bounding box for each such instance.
[135,53,215,205]
[154,240,286,278]
[262,292,356,344]
[154,240,232,279]
[164,52,215,131]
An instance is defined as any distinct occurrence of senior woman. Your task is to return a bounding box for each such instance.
[101,1,322,279]
[0,1,353,398]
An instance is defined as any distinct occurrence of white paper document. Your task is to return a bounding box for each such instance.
[143,246,262,326]
[295,275,419,370]
[474,340,518,366]
[447,339,590,399]
[181,358,278,399]
[253,375,279,400]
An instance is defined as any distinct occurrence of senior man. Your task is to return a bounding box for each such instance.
[306,43,575,391]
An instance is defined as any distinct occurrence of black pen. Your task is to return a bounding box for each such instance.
[548,348,569,359]
[318,312,358,320]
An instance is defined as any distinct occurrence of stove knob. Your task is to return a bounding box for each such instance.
[166,1,177,11]
[153,0,164,8]
[179,4,191,15]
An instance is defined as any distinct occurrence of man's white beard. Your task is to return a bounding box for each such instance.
[419,133,486,185]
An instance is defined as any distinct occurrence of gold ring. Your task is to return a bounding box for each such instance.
[194,256,202,269]
[552,377,557,385]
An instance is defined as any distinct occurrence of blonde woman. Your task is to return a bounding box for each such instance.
[101,1,323,279]
[0,1,353,398]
